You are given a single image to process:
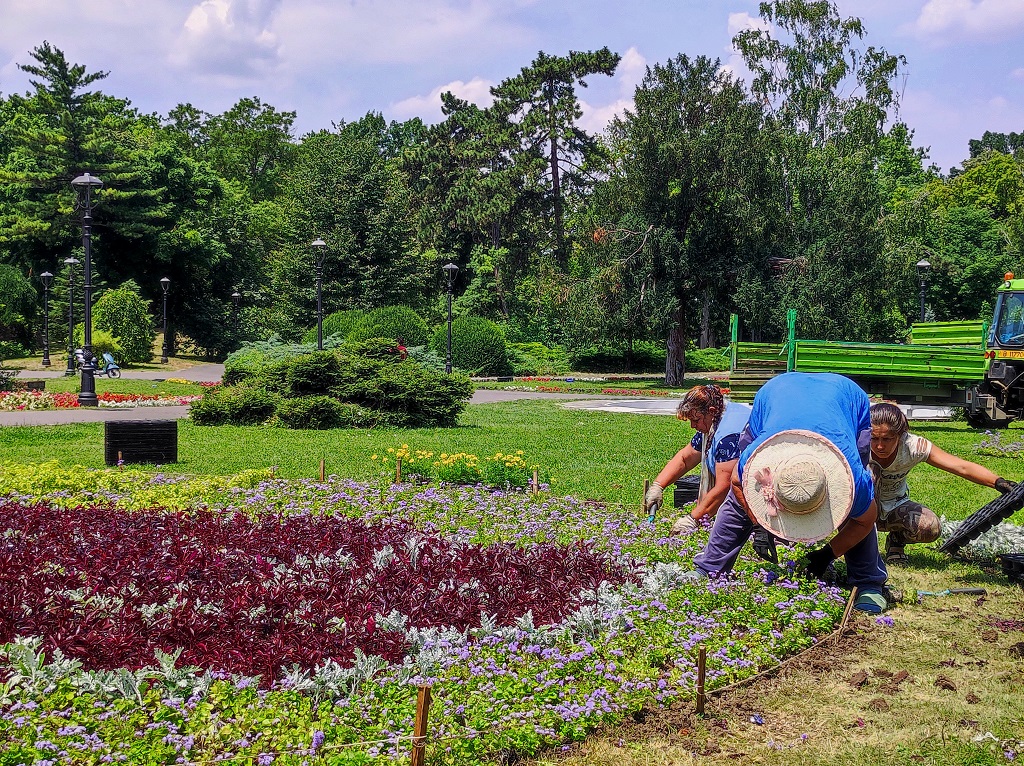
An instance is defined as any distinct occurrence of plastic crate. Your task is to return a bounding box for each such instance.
[938,481,1024,555]
[1001,553,1024,585]
[674,475,700,507]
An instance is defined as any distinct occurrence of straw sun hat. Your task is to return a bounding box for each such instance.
[741,429,854,544]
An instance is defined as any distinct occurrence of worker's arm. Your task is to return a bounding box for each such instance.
[691,459,737,520]
[653,444,702,490]
[827,500,878,557]
[925,444,1002,488]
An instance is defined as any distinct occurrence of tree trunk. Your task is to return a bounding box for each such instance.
[666,306,687,386]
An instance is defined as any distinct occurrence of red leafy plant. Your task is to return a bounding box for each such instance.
[0,501,627,683]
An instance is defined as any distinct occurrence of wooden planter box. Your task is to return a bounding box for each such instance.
[14,380,46,391]
[104,420,178,466]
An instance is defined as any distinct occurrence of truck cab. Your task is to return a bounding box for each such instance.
[974,274,1024,427]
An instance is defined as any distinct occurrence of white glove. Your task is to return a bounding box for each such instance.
[645,483,664,512]
[672,514,699,535]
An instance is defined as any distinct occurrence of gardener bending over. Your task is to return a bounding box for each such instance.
[869,402,1017,565]
[686,372,889,614]
[645,385,752,535]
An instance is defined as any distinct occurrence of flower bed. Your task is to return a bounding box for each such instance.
[0,468,845,765]
[0,390,201,411]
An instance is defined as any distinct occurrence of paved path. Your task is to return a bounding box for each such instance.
[14,364,225,382]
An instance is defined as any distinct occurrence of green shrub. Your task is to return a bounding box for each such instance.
[341,337,406,363]
[73,326,123,360]
[348,305,429,347]
[91,281,155,364]
[286,351,340,396]
[223,339,342,385]
[301,309,365,345]
[569,342,665,373]
[276,396,347,429]
[686,346,731,372]
[340,361,472,427]
[406,345,446,373]
[0,341,29,360]
[430,316,511,376]
[507,342,571,376]
[190,383,280,426]
[0,361,16,392]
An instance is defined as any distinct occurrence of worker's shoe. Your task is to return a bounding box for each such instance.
[885,532,910,566]
[671,515,699,535]
[854,586,889,614]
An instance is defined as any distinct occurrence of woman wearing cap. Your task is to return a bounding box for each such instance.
[689,371,889,613]
[644,385,752,534]
[869,402,1017,565]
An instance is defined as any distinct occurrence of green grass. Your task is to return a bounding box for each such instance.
[474,376,722,394]
[22,377,208,397]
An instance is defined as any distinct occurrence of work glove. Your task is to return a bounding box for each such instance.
[801,545,837,579]
[752,527,779,565]
[995,477,1017,495]
[671,515,699,535]
[645,482,664,513]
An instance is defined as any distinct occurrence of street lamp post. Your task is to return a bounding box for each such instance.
[231,292,241,340]
[311,239,327,351]
[916,258,931,323]
[71,172,103,407]
[40,271,54,367]
[442,262,459,374]
[160,277,171,363]
[63,257,79,376]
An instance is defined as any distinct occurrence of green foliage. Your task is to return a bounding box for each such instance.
[348,305,429,346]
[285,351,340,396]
[275,395,348,429]
[342,337,406,363]
[353,362,472,427]
[0,360,17,392]
[406,345,447,373]
[222,339,344,385]
[430,316,511,375]
[570,342,666,373]
[91,281,156,363]
[189,383,280,426]
[72,326,122,359]
[507,342,571,376]
[301,309,365,344]
[685,346,730,372]
[0,341,30,360]
[0,266,36,348]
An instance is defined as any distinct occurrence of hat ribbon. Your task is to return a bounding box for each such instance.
[753,466,780,517]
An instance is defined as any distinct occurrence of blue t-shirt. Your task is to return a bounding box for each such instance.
[690,401,752,475]
[737,372,874,518]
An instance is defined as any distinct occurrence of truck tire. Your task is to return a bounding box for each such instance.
[965,411,1013,430]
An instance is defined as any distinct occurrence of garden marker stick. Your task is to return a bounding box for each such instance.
[643,479,651,520]
[532,469,539,496]
[319,459,325,482]
[396,457,402,483]
[410,685,432,766]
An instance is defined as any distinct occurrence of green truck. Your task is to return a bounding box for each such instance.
[729,274,1024,428]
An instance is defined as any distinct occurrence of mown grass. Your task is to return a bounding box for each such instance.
[22,377,208,397]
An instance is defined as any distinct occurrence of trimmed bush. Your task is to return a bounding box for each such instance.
[190,384,280,426]
[342,338,406,363]
[507,342,571,376]
[348,305,429,347]
[430,316,510,376]
[276,396,347,429]
[569,342,665,373]
[351,361,472,427]
[301,309,365,345]
[223,339,343,385]
[286,351,340,396]
[91,282,156,364]
[73,326,123,361]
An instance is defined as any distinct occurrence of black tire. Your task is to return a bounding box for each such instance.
[938,481,1024,555]
[965,410,1012,430]
[108,368,121,379]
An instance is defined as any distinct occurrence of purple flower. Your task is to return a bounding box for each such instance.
[311,731,325,752]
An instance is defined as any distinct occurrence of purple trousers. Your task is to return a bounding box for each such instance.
[693,491,888,589]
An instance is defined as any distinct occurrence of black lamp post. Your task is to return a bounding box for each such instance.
[442,262,458,374]
[40,271,53,367]
[63,256,79,376]
[311,238,327,350]
[231,291,241,339]
[160,277,171,363]
[916,258,931,323]
[71,172,102,407]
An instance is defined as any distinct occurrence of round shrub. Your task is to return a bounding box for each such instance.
[190,384,280,426]
[73,326,123,361]
[276,396,347,429]
[347,306,429,347]
[302,309,365,345]
[341,337,407,363]
[286,351,340,396]
[91,282,156,364]
[430,316,510,376]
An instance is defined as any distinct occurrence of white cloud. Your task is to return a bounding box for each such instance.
[1012,67,1024,79]
[908,0,1024,43]
[172,0,283,81]
[722,11,772,85]
[389,77,496,122]
[578,46,648,134]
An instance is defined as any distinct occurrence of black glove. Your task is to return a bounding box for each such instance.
[995,477,1017,495]
[752,527,779,565]
[802,545,837,579]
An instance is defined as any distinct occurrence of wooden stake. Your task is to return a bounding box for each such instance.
[117,451,123,469]
[642,478,650,515]
[531,469,539,496]
[271,465,277,478]
[319,459,326,482]
[696,646,707,715]
[396,457,403,484]
[410,684,432,766]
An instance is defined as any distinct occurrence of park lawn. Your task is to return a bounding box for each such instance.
[25,376,208,397]
[0,400,1021,523]
[473,376,721,395]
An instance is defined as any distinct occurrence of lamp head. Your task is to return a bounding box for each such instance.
[64,257,80,266]
[916,258,931,277]
[442,262,459,282]
[160,277,171,294]
[71,172,103,189]
[232,291,241,306]
[40,271,54,288]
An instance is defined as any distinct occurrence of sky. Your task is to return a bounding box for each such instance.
[1,0,1023,173]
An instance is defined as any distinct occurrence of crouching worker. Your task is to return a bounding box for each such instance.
[687,372,889,613]
[645,385,752,535]
[869,402,1017,565]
